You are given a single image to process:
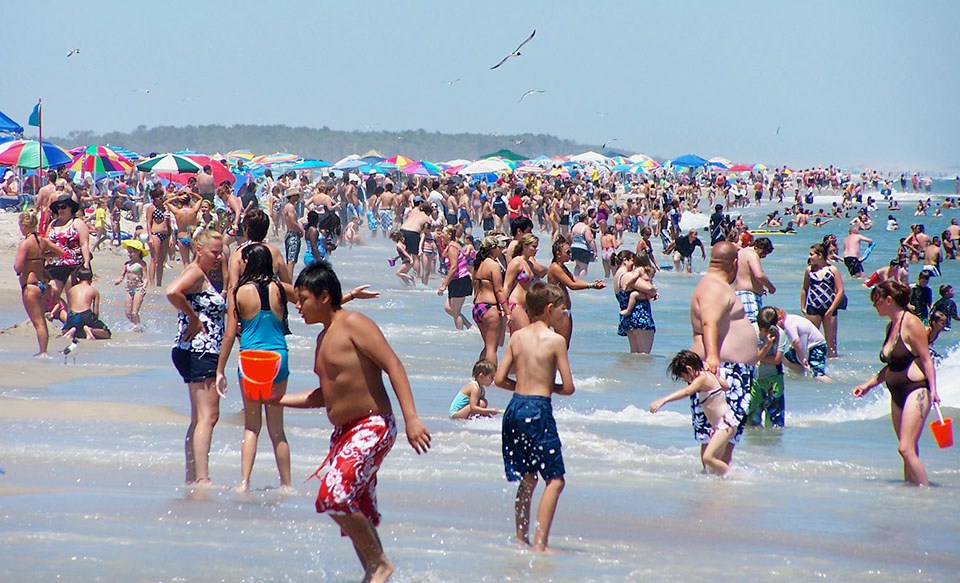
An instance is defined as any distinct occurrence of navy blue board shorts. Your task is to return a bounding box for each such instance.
[501,394,565,482]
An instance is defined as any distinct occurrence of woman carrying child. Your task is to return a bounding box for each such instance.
[612,251,657,354]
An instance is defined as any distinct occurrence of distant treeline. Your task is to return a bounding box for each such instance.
[48,125,640,162]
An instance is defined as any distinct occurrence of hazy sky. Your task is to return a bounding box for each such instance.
[3,0,957,171]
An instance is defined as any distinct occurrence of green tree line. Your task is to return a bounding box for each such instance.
[50,125,640,162]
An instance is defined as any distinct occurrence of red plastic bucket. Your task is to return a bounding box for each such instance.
[930,418,953,449]
[238,350,281,401]
[929,404,953,449]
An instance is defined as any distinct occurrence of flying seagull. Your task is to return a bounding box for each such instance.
[447,78,461,85]
[490,29,536,70]
[132,88,151,95]
[601,139,617,149]
[514,139,525,145]
[518,89,545,103]
[776,126,781,135]
[66,48,79,57]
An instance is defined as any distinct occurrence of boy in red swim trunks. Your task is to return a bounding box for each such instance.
[277,260,431,583]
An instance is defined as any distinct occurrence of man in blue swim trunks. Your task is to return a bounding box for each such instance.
[690,242,759,466]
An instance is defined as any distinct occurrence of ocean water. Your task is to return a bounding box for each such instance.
[1,194,959,582]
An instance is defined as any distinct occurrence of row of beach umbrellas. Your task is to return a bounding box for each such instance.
[0,139,774,185]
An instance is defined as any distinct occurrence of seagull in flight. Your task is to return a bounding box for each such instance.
[133,88,151,95]
[66,48,79,58]
[490,29,536,70]
[514,139,525,145]
[447,78,461,85]
[596,112,608,118]
[601,139,617,149]
[518,89,545,103]
[776,126,781,135]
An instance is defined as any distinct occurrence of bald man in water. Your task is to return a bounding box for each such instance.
[690,242,759,465]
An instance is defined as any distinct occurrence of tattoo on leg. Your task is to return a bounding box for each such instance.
[916,390,927,414]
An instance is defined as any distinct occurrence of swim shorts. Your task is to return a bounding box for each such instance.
[843,256,863,276]
[312,413,397,528]
[61,309,110,336]
[284,231,302,264]
[784,342,827,377]
[747,372,785,427]
[691,361,754,445]
[379,209,394,233]
[447,275,472,299]
[400,228,420,255]
[171,347,218,383]
[502,394,565,482]
[570,247,593,264]
[735,290,762,323]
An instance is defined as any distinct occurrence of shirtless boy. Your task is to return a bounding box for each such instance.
[277,261,430,583]
[61,267,111,341]
[494,282,575,552]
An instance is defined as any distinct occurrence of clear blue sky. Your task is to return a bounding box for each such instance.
[3,0,957,172]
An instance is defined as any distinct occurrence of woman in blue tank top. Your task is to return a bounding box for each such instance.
[217,244,295,493]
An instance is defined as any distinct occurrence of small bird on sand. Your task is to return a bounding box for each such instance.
[490,30,536,70]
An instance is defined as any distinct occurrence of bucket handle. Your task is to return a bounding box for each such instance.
[238,353,281,384]
[934,402,945,425]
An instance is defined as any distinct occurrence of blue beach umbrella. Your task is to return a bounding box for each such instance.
[669,154,709,168]
[290,159,333,170]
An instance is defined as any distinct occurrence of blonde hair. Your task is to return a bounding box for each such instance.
[193,229,223,250]
[512,233,539,259]
[18,210,38,232]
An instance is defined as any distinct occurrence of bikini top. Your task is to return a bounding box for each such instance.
[880,314,916,373]
[698,380,724,406]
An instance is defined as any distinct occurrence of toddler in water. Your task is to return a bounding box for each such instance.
[649,350,735,475]
[449,359,500,419]
[115,240,148,332]
[618,262,657,317]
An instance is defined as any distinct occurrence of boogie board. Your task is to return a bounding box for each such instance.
[860,241,877,262]
[749,230,796,236]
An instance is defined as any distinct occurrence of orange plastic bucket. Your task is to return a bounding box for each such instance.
[930,418,953,449]
[929,404,953,449]
[238,350,281,401]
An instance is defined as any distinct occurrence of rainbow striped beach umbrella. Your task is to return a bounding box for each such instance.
[401,160,442,176]
[68,145,135,175]
[0,139,72,169]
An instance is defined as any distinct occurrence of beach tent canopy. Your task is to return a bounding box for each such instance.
[480,148,527,161]
[0,110,23,135]
[570,151,610,163]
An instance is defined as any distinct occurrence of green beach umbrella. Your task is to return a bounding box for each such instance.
[136,153,203,174]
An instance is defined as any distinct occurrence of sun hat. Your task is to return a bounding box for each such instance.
[122,238,149,257]
[284,187,302,198]
[51,194,80,214]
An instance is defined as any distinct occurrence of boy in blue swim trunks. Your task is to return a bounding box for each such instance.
[494,282,575,552]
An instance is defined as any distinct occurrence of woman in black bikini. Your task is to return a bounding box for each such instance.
[145,186,171,287]
[14,211,66,357]
[853,281,939,487]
